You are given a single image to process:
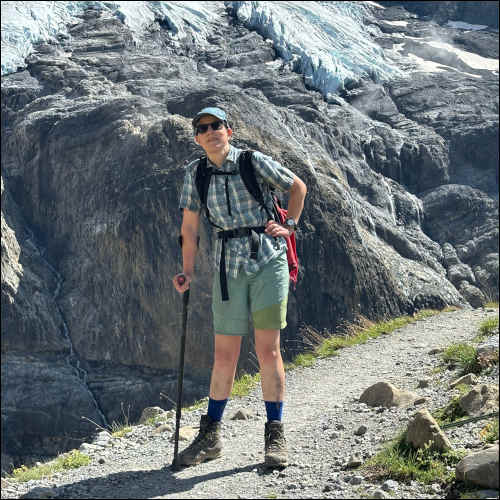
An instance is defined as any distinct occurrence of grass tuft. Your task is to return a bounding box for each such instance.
[474,316,499,341]
[10,450,91,483]
[480,419,499,444]
[441,343,481,375]
[363,431,466,484]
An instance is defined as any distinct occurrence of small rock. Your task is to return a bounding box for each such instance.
[350,475,363,485]
[347,453,363,468]
[139,406,166,425]
[354,425,368,436]
[430,483,441,493]
[417,378,430,388]
[79,443,99,453]
[449,373,478,388]
[329,431,340,440]
[382,479,399,491]
[169,426,197,442]
[231,409,252,420]
[428,348,444,355]
[95,430,111,441]
[323,484,333,492]
[98,457,105,464]
[372,489,389,499]
[413,397,427,405]
[153,424,173,434]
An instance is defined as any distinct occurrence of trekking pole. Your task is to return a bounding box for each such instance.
[172,266,190,470]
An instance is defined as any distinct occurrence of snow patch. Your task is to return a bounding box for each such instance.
[425,40,499,71]
[383,20,408,27]
[446,20,488,31]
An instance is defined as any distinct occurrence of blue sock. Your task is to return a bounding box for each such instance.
[207,398,228,422]
[265,401,284,422]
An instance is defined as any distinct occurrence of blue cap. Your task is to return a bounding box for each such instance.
[192,107,227,128]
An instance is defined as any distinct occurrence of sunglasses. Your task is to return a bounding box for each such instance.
[195,120,225,135]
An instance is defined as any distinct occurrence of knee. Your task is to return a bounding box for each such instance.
[214,348,239,370]
[256,346,281,366]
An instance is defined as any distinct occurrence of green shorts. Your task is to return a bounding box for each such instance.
[212,251,289,336]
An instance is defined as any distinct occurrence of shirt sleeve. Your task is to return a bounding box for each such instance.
[250,151,295,192]
[179,159,201,212]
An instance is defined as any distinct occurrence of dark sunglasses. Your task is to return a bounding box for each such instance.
[195,120,225,135]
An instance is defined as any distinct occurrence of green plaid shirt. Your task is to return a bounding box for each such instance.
[179,145,295,277]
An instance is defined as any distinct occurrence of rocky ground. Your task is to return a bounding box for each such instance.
[2,307,498,499]
[2,1,498,465]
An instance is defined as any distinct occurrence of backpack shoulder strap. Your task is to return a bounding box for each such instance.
[239,150,277,220]
[194,156,211,208]
[194,156,224,229]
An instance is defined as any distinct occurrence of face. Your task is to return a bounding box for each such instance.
[194,115,232,154]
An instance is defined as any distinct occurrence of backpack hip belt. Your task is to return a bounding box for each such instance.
[217,225,266,301]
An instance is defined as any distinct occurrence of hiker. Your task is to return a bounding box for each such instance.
[172,107,307,468]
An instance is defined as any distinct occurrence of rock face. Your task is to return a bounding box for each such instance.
[1,2,498,467]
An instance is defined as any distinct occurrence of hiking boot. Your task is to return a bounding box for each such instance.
[177,414,222,466]
[264,420,288,467]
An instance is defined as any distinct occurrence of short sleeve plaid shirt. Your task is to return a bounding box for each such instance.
[179,145,295,277]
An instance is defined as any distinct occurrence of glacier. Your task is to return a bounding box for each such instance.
[1,0,407,96]
[4,1,496,97]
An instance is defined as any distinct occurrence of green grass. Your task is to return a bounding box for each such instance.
[483,301,499,309]
[363,431,467,485]
[474,316,499,341]
[285,309,442,368]
[441,343,481,375]
[480,418,499,444]
[231,372,261,397]
[432,395,468,427]
[10,450,91,483]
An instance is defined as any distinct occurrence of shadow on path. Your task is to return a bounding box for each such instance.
[21,462,264,499]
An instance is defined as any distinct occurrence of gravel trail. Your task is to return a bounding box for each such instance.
[4,307,498,499]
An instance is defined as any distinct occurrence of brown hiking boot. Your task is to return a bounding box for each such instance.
[264,420,288,467]
[177,414,222,466]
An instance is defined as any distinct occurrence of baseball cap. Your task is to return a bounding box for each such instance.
[192,107,228,128]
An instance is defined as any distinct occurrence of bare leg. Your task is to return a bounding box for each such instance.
[209,334,243,400]
[254,329,285,401]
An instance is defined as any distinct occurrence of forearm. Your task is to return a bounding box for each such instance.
[181,228,198,276]
[180,209,200,276]
[287,177,307,224]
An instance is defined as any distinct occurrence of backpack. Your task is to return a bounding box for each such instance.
[194,150,299,288]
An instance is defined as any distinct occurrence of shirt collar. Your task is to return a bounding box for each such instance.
[208,144,241,171]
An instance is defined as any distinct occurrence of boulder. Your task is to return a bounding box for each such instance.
[455,445,499,489]
[458,384,499,416]
[405,408,452,452]
[138,406,166,424]
[169,426,197,443]
[458,281,487,308]
[359,381,419,408]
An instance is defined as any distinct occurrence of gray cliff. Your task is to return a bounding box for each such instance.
[1,2,498,469]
